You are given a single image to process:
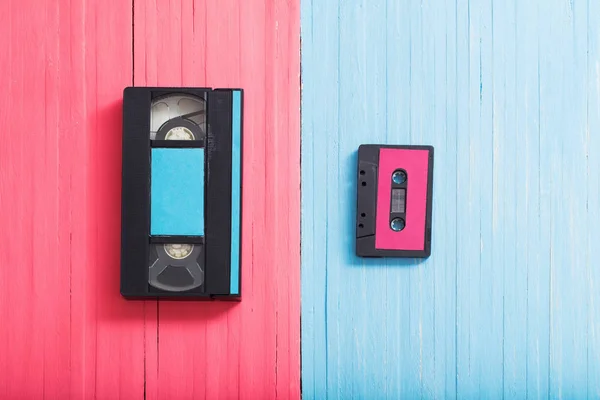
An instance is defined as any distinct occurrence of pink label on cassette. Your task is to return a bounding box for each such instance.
[375,148,430,251]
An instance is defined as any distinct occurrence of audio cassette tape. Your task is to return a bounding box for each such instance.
[356,144,434,258]
[120,87,242,300]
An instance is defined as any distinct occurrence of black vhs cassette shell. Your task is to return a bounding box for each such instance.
[120,87,243,300]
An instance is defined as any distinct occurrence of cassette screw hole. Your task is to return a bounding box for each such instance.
[390,218,405,232]
[392,170,407,185]
[360,170,365,175]
[361,213,366,217]
[358,223,364,228]
[362,182,367,186]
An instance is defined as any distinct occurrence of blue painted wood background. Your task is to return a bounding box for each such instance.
[300,0,600,398]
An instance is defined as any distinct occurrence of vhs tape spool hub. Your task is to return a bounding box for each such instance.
[148,93,207,292]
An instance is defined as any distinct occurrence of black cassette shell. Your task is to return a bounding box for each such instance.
[355,144,434,258]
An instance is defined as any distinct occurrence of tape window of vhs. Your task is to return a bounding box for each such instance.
[120,87,243,300]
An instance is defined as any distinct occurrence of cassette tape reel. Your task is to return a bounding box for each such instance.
[356,144,434,258]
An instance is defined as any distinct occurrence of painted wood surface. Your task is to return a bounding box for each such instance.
[0,0,300,399]
[301,0,600,398]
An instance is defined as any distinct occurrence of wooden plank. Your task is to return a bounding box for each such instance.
[1,0,301,397]
[541,0,590,397]
[0,0,141,399]
[298,0,332,397]
[134,0,301,398]
[588,1,600,397]
[0,0,48,397]
[301,0,600,398]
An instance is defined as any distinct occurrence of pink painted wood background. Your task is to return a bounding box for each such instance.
[0,0,300,398]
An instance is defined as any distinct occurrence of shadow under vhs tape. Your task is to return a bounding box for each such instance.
[120,87,243,300]
[356,144,434,258]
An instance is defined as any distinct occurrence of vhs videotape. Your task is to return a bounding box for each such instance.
[120,87,242,300]
[356,144,434,258]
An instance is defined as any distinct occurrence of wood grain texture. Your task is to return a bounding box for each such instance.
[134,0,301,399]
[0,0,300,398]
[300,0,600,398]
[0,0,144,398]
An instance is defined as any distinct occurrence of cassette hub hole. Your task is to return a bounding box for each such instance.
[390,218,405,232]
[392,170,407,185]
